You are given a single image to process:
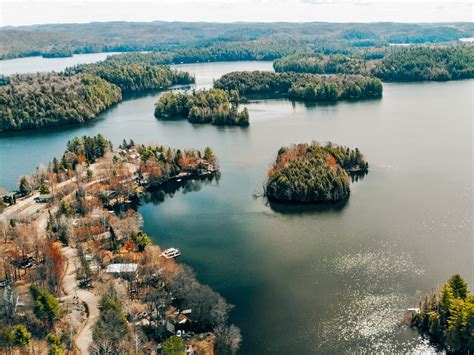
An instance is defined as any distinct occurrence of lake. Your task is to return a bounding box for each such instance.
[0,54,472,353]
[0,52,120,75]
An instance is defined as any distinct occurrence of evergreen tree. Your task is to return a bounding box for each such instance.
[109,226,119,252]
[30,285,61,327]
[19,176,32,195]
[163,336,185,355]
[449,274,468,300]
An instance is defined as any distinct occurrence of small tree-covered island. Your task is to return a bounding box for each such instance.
[265,142,368,203]
[154,88,249,126]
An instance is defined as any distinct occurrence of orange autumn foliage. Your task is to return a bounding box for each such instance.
[77,154,86,164]
[123,240,137,252]
[326,154,337,166]
[49,241,65,284]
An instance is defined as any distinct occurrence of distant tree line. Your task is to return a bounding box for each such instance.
[155,89,249,126]
[104,41,303,65]
[412,274,473,353]
[214,71,383,101]
[0,73,121,131]
[265,142,368,203]
[1,21,472,59]
[274,53,369,75]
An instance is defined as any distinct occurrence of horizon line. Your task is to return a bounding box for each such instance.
[2,19,472,29]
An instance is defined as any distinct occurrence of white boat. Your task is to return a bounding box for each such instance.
[161,248,181,259]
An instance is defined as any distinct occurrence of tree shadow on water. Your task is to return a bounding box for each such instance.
[141,174,219,205]
[265,196,349,215]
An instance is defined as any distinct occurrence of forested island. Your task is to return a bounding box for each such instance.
[411,275,473,353]
[0,73,122,131]
[272,45,474,82]
[0,135,241,354]
[214,71,383,101]
[0,60,195,131]
[155,89,249,126]
[265,142,368,203]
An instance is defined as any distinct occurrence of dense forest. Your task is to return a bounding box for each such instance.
[265,142,368,203]
[273,53,369,75]
[155,89,249,126]
[0,57,197,131]
[103,41,302,65]
[373,45,474,81]
[412,275,473,353]
[66,62,195,93]
[0,73,121,131]
[272,45,474,81]
[1,21,473,59]
[214,71,382,101]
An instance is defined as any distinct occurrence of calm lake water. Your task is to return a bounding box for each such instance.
[1,55,473,354]
[0,52,120,75]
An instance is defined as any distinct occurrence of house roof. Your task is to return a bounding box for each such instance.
[105,263,138,273]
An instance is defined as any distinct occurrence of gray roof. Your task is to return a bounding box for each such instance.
[105,263,138,273]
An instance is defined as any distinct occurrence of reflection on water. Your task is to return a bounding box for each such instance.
[141,175,219,205]
[317,247,427,352]
[350,170,368,183]
[266,198,348,215]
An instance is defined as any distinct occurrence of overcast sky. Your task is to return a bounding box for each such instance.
[1,0,473,27]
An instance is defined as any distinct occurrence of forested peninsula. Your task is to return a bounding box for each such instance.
[155,89,249,126]
[0,135,241,354]
[214,71,383,101]
[0,61,195,131]
[0,73,122,131]
[273,45,474,81]
[411,275,473,353]
[373,45,474,81]
[66,62,194,93]
[265,142,368,203]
